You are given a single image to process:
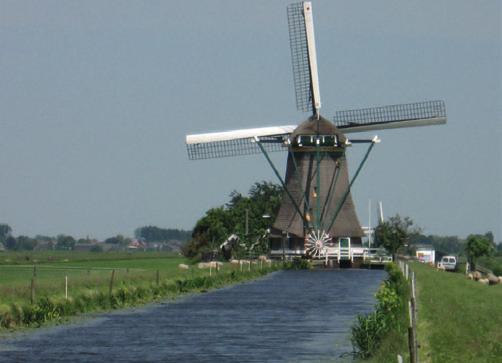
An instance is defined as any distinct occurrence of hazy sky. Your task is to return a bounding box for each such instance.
[0,1,500,240]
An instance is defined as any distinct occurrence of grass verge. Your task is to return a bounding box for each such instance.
[413,262,502,363]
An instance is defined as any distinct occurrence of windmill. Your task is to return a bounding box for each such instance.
[186,2,446,263]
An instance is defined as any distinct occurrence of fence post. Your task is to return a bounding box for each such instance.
[408,301,416,363]
[209,264,212,277]
[156,269,160,285]
[30,277,35,304]
[109,269,115,298]
[33,265,37,277]
[407,266,419,363]
[411,272,416,300]
[65,275,68,300]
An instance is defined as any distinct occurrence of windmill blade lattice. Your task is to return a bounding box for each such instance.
[287,2,313,113]
[186,126,296,160]
[334,100,446,133]
[186,136,284,160]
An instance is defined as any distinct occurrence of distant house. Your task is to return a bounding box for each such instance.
[127,240,146,251]
[33,240,55,251]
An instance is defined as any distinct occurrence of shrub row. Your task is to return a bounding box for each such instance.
[351,263,409,359]
[0,266,278,330]
[283,257,313,270]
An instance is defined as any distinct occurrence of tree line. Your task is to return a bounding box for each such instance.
[0,223,191,251]
[134,226,191,242]
[374,215,499,269]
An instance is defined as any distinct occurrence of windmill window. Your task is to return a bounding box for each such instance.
[294,135,340,147]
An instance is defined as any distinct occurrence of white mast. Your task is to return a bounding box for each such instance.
[378,201,384,224]
[368,199,372,248]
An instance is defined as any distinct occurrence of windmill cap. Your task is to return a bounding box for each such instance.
[291,115,347,143]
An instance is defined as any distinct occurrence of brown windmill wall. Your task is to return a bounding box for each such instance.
[272,116,364,243]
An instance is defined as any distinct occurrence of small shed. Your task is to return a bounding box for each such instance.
[416,246,435,264]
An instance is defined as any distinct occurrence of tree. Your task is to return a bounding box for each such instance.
[56,235,76,250]
[375,214,420,259]
[90,244,103,253]
[104,235,130,245]
[0,224,12,243]
[4,236,17,250]
[16,236,37,250]
[465,234,494,270]
[409,233,465,255]
[104,236,121,244]
[183,181,283,259]
[134,226,192,242]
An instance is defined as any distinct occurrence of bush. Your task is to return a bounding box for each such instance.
[351,311,388,359]
[351,263,408,359]
[284,257,312,270]
[1,311,15,329]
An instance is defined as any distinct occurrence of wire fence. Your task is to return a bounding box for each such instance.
[0,261,274,306]
[398,260,418,363]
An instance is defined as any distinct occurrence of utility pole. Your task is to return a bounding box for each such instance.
[245,209,249,236]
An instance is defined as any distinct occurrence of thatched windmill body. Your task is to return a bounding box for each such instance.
[186,2,446,262]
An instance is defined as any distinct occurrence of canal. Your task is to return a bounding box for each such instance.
[0,269,385,362]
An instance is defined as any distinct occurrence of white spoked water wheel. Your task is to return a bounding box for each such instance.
[305,230,331,258]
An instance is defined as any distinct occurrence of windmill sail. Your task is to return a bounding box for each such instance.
[287,2,321,115]
[334,100,446,133]
[186,126,295,160]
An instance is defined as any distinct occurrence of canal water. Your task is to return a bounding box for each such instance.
[0,269,385,363]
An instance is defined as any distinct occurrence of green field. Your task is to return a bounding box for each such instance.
[0,251,275,330]
[0,252,192,305]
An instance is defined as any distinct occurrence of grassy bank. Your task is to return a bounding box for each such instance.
[412,262,502,362]
[360,262,502,362]
[352,263,410,363]
[0,252,279,331]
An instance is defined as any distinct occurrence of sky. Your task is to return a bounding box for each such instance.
[0,0,500,241]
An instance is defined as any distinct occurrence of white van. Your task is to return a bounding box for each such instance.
[439,256,457,271]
